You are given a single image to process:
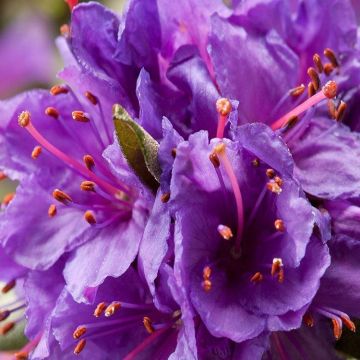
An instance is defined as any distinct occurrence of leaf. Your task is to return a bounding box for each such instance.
[113,104,161,191]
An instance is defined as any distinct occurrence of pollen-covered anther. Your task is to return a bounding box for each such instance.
[308,82,316,98]
[53,189,72,204]
[284,115,299,130]
[143,317,155,334]
[50,85,69,96]
[45,107,59,119]
[324,48,339,68]
[274,219,285,232]
[72,111,90,123]
[2,193,15,206]
[324,63,335,76]
[83,155,95,170]
[217,224,233,240]
[74,339,86,355]
[0,322,15,335]
[94,302,107,317]
[267,182,282,194]
[214,143,226,155]
[336,101,347,121]
[274,176,283,186]
[250,272,263,283]
[307,67,320,91]
[322,80,337,99]
[202,279,212,292]
[216,98,232,116]
[271,258,283,277]
[14,351,28,360]
[85,91,98,105]
[313,53,323,73]
[2,280,16,294]
[48,204,57,217]
[252,158,260,167]
[73,326,87,339]
[161,192,170,203]
[60,24,70,37]
[209,152,220,168]
[171,148,177,158]
[105,302,121,317]
[332,319,342,340]
[203,266,212,280]
[31,146,42,159]
[290,84,305,97]
[266,169,275,179]
[340,315,356,332]
[0,310,10,322]
[84,210,96,225]
[303,312,315,327]
[80,181,96,192]
[18,111,31,127]
[328,100,337,119]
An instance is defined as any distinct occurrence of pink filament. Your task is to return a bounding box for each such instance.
[25,122,128,200]
[216,114,227,139]
[271,90,326,130]
[217,148,244,251]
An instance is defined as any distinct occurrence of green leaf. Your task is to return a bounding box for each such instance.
[113,104,161,191]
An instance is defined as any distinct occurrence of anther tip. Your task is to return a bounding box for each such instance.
[214,143,226,155]
[323,80,337,99]
[18,111,31,127]
[216,98,232,116]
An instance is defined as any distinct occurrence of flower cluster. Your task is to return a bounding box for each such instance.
[1,0,360,359]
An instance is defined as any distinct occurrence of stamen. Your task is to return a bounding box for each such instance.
[2,280,16,294]
[303,312,314,327]
[202,266,212,292]
[203,266,212,279]
[266,169,275,179]
[84,211,96,225]
[216,98,232,139]
[60,24,70,37]
[18,113,127,199]
[209,152,220,168]
[214,143,244,252]
[340,315,356,332]
[80,181,96,192]
[74,339,86,355]
[217,224,233,240]
[94,302,107,317]
[53,189,72,204]
[31,146,42,159]
[50,85,69,96]
[307,67,320,91]
[250,272,263,283]
[274,219,285,232]
[83,155,95,170]
[308,82,316,98]
[328,100,336,119]
[171,148,177,158]
[72,111,90,123]
[324,48,339,68]
[105,302,121,317]
[48,204,57,217]
[283,115,299,131]
[271,258,284,283]
[324,63,335,76]
[85,91,98,105]
[73,326,87,339]
[313,54,323,73]
[274,176,283,186]
[0,322,15,335]
[160,193,170,203]
[252,158,260,167]
[332,319,342,340]
[336,101,347,121]
[290,84,305,97]
[266,182,282,194]
[2,193,15,206]
[143,317,155,334]
[271,81,337,130]
[45,107,59,119]
[14,351,28,360]
[0,310,10,322]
